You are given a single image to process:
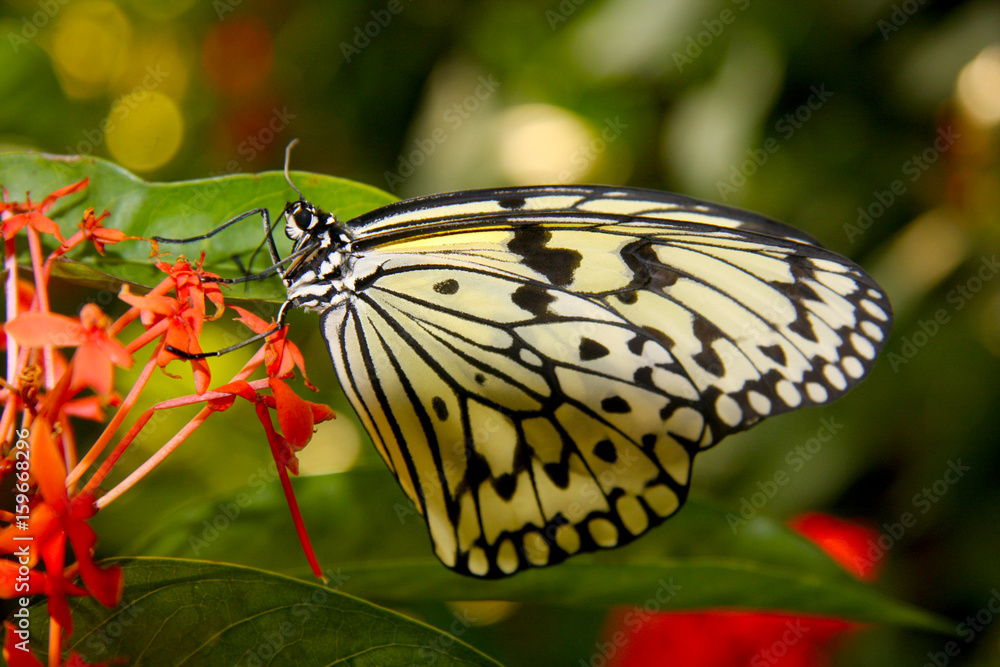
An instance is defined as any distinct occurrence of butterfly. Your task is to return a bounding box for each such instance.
[250,182,892,578]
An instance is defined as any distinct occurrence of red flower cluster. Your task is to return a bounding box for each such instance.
[1,179,333,665]
[605,513,882,667]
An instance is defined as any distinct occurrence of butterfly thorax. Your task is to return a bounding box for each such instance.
[281,200,357,312]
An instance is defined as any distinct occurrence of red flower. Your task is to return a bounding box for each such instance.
[210,377,334,475]
[117,257,224,393]
[231,307,316,388]
[3,304,133,396]
[161,257,225,325]
[1,178,88,243]
[76,208,129,255]
[0,420,122,636]
[606,513,879,667]
[788,513,882,581]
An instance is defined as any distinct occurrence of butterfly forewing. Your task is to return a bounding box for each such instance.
[293,186,892,578]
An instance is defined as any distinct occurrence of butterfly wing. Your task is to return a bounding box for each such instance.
[316,187,891,577]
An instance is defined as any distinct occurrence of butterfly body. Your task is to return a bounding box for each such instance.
[275,185,891,578]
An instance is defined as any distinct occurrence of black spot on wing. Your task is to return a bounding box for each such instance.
[494,472,517,500]
[474,373,486,384]
[511,283,555,318]
[434,278,459,295]
[593,439,617,463]
[498,196,526,210]
[622,241,681,291]
[615,290,638,304]
[508,226,582,286]
[692,316,724,376]
[465,449,491,489]
[431,396,449,421]
[579,337,610,361]
[544,461,570,489]
[787,303,820,342]
[633,366,655,389]
[761,344,787,366]
[628,326,675,356]
[601,396,631,413]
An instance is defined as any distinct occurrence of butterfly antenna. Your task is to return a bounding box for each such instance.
[284,138,306,202]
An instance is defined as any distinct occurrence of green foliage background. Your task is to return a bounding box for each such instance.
[1,0,999,665]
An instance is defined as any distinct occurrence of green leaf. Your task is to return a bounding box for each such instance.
[92,469,953,634]
[0,151,396,301]
[28,558,503,667]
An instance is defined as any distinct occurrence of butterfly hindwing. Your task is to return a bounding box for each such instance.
[303,190,892,577]
[322,263,693,577]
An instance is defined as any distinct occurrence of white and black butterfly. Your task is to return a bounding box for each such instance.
[248,182,891,578]
[160,174,891,577]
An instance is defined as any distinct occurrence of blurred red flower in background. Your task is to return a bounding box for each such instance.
[605,513,882,667]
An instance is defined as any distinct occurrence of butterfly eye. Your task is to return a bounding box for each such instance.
[293,207,313,230]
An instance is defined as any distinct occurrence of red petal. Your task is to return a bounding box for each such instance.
[65,522,122,608]
[207,395,238,412]
[92,333,133,369]
[71,342,115,396]
[39,178,88,213]
[29,420,68,507]
[213,380,258,402]
[26,211,66,242]
[0,561,47,598]
[231,306,271,334]
[192,358,211,394]
[63,395,107,421]
[308,401,336,424]
[118,285,178,317]
[39,531,72,633]
[789,513,881,581]
[4,311,86,348]
[92,227,128,242]
[3,622,45,667]
[1,213,29,239]
[269,378,314,449]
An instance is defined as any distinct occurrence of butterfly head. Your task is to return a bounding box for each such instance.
[282,199,333,243]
